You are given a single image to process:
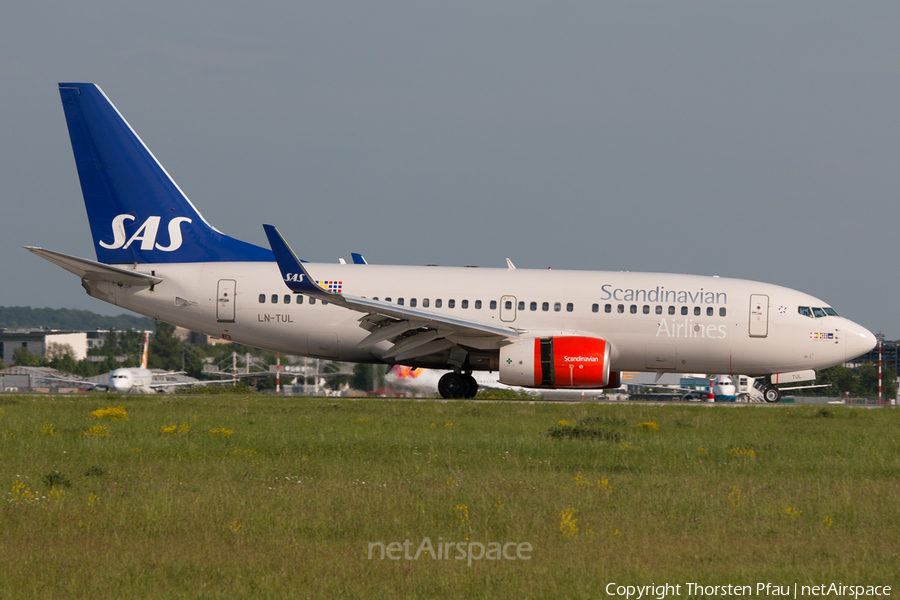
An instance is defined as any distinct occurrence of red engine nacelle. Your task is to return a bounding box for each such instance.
[499,336,617,388]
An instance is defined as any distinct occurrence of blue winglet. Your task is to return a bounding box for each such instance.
[263,225,331,296]
[351,252,368,265]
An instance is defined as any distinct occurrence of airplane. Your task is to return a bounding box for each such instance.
[26,331,203,393]
[105,331,157,393]
[26,83,877,400]
[102,331,213,393]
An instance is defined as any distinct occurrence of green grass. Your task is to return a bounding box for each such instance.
[1,395,898,599]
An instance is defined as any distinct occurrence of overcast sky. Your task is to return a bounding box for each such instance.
[1,2,897,337]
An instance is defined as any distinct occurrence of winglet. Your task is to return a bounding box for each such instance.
[262,225,332,296]
[351,252,368,265]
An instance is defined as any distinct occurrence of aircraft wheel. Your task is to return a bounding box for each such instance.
[763,385,781,403]
[464,374,478,398]
[438,373,467,399]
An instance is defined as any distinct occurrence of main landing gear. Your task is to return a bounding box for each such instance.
[438,372,478,399]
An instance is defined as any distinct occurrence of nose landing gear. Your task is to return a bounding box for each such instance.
[762,385,781,403]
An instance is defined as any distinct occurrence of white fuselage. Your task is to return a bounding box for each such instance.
[84,261,875,377]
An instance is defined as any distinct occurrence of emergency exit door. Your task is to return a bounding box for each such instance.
[500,296,517,322]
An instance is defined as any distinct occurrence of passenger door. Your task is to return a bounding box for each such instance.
[217,279,236,323]
[749,294,769,338]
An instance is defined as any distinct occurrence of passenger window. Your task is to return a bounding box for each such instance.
[668,306,675,315]
[271,294,278,304]
[385,297,392,303]
[310,297,317,305]
[812,307,826,318]
[605,304,612,313]
[398,298,405,306]
[655,306,662,315]
[423,299,430,308]
[554,302,561,312]
[530,302,537,311]
[798,307,812,317]
[719,307,725,317]
[518,301,525,310]
[567,303,573,312]
[706,307,713,316]
[435,299,442,308]
[284,295,291,304]
[297,295,304,304]
[630,305,637,314]
[475,300,482,309]
[505,300,512,310]
[410,298,417,307]
[462,300,469,309]
[542,302,549,312]
[592,303,599,313]
[490,301,497,310]
[681,306,688,316]
[448,299,455,308]
[694,307,701,316]
[258,294,265,303]
[643,305,650,314]
[618,304,624,314]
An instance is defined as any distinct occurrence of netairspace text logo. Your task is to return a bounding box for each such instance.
[368,537,532,567]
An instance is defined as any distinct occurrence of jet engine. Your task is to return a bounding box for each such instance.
[499,336,619,388]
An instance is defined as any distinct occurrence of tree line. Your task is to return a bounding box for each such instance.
[0,306,154,331]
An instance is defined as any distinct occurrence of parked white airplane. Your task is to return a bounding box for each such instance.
[106,331,155,393]
[27,83,877,400]
[104,331,208,393]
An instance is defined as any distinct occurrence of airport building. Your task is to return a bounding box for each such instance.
[0,330,88,364]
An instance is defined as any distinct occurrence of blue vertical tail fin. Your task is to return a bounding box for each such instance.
[58,83,272,264]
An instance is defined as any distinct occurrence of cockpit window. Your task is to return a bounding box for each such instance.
[798,307,812,318]
[823,307,839,316]
[812,307,826,318]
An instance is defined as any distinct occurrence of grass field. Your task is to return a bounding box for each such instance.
[1,394,898,599]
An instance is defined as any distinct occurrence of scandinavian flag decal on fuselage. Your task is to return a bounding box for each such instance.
[810,332,834,340]
[317,280,343,294]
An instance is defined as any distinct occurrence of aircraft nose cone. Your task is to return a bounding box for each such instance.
[844,320,877,361]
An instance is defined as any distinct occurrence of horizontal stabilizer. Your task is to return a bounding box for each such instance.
[25,246,162,287]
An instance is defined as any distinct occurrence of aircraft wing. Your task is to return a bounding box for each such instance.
[263,225,520,359]
[25,247,163,287]
[12,367,108,391]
